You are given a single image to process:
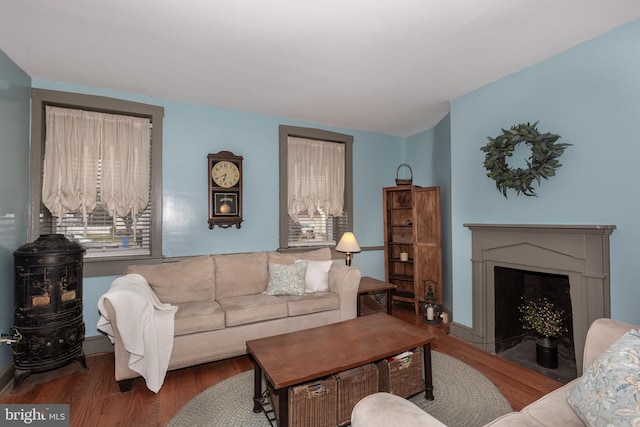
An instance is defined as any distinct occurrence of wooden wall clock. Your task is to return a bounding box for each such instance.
[208,151,243,229]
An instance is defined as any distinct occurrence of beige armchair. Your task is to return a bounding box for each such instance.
[351,318,639,427]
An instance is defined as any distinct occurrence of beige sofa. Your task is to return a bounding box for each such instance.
[351,318,639,427]
[100,248,361,392]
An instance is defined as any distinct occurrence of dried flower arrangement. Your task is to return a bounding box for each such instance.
[518,297,567,338]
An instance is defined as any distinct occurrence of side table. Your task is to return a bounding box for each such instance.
[357,277,396,316]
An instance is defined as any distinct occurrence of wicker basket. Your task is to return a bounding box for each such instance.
[377,347,425,398]
[336,363,379,426]
[270,377,338,427]
[395,163,413,185]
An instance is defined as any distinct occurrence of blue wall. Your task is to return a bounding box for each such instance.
[29,79,410,339]
[0,51,31,368]
[432,114,453,310]
[450,19,640,327]
[406,122,453,310]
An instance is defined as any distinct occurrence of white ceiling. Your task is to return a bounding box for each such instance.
[2,1,640,136]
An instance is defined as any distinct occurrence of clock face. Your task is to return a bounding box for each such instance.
[211,160,240,188]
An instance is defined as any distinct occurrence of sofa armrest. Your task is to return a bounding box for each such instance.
[101,298,143,386]
[328,261,361,320]
[351,392,447,427]
[582,318,639,373]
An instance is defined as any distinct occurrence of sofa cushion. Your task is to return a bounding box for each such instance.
[218,294,288,327]
[514,380,583,426]
[173,300,225,336]
[265,262,307,296]
[125,255,215,304]
[567,329,640,427]
[214,252,268,299]
[278,292,340,316]
[267,247,332,264]
[296,259,333,292]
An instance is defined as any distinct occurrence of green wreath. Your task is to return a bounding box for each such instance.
[481,121,570,198]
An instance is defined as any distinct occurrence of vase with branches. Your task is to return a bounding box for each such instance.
[518,297,567,368]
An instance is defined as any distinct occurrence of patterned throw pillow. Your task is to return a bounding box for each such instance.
[264,262,308,296]
[567,329,640,427]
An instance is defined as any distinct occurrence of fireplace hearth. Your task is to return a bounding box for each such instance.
[456,224,615,376]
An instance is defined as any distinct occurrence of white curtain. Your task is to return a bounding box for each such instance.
[288,137,344,221]
[100,113,150,241]
[42,106,150,238]
[42,107,101,230]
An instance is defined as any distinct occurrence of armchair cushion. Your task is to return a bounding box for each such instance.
[351,392,446,427]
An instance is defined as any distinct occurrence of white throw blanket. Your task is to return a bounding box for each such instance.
[97,273,177,393]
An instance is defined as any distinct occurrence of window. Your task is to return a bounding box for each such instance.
[279,125,353,250]
[30,89,164,276]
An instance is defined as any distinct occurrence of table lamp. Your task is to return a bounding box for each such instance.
[335,232,361,266]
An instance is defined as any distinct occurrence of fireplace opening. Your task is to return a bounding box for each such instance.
[494,266,577,383]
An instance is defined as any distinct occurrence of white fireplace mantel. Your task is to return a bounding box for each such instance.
[453,223,615,374]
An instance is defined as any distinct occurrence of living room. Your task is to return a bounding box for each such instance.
[1,2,640,426]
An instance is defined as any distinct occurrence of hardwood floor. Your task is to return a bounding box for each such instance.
[0,303,563,427]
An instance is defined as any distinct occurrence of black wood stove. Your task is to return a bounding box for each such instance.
[12,234,87,392]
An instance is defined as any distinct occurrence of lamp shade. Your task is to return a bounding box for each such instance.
[335,232,361,253]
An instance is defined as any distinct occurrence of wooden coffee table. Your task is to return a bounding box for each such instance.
[246,312,437,427]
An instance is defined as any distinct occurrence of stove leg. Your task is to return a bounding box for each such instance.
[12,368,31,394]
[76,351,88,369]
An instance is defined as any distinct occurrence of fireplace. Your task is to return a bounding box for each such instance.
[458,224,615,375]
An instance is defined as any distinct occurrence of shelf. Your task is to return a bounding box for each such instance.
[389,258,413,264]
[392,293,417,306]
[389,274,413,282]
[393,290,415,299]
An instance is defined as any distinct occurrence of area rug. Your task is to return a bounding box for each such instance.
[168,351,512,427]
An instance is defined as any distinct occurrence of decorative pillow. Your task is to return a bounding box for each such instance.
[264,262,308,296]
[567,329,640,427]
[295,259,333,293]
